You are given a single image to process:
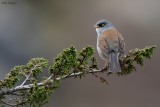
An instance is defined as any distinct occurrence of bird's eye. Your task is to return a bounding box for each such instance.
[101,23,105,27]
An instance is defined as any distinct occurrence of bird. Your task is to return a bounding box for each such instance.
[94,19,125,73]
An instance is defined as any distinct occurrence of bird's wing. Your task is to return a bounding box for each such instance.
[118,34,125,52]
[99,28,124,52]
[98,36,109,55]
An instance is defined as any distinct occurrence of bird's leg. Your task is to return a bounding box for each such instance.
[105,59,109,68]
[105,58,112,74]
[119,51,126,60]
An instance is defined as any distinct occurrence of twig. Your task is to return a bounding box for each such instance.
[19,64,41,87]
[19,72,32,87]
[1,100,22,107]
[0,67,108,96]
[9,92,23,96]
[91,73,109,85]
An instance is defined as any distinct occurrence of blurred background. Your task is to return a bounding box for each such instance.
[0,0,159,107]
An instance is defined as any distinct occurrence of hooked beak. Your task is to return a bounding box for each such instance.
[93,25,99,28]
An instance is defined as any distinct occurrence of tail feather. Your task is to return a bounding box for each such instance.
[109,52,121,72]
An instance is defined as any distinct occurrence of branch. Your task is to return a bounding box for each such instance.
[1,100,23,107]
[0,67,107,96]
[0,45,156,107]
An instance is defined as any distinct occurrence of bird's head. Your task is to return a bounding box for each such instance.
[94,19,113,35]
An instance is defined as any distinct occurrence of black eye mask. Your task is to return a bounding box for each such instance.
[98,23,105,27]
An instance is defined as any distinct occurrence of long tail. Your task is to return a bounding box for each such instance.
[109,52,121,72]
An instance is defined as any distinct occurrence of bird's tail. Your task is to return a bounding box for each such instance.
[109,52,121,72]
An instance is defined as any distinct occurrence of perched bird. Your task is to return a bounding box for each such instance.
[94,19,125,73]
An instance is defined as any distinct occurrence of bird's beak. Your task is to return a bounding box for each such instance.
[93,25,99,28]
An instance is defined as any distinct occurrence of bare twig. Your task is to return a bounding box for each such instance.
[19,72,32,87]
[19,63,41,87]
[91,73,109,85]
